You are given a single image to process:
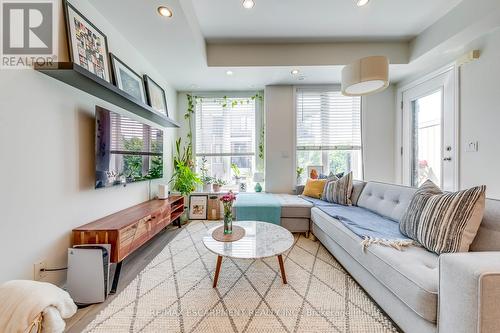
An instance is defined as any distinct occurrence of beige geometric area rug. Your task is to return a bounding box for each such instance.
[84,221,399,333]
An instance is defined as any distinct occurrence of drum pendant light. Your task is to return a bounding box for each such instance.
[341,56,389,96]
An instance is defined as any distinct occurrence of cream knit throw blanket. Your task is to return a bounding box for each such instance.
[0,280,77,333]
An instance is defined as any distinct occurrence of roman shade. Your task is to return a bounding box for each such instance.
[296,88,362,152]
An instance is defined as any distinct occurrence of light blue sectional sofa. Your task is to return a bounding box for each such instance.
[298,181,500,333]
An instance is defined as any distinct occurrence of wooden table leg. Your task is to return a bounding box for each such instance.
[277,254,287,284]
[213,255,223,288]
[110,261,123,294]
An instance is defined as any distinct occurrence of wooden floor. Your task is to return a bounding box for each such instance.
[65,222,186,333]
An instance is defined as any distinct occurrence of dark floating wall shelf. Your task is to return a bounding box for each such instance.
[34,62,180,128]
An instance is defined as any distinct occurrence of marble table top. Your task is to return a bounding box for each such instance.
[203,221,294,259]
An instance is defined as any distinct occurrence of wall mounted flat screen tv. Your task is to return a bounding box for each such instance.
[95,106,164,189]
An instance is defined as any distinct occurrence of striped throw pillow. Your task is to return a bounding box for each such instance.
[321,175,338,200]
[400,180,486,254]
[323,172,353,206]
[399,180,442,240]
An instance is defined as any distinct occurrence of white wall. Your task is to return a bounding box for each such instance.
[0,0,177,284]
[265,86,296,193]
[459,29,500,198]
[362,86,396,183]
[264,85,396,193]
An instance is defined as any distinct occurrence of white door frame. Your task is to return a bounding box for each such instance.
[396,64,460,191]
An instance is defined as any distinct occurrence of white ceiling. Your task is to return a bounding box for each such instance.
[192,0,462,42]
[88,0,472,91]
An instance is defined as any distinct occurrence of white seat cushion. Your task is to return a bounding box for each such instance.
[273,193,313,218]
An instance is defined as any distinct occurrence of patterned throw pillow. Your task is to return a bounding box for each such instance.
[321,174,338,199]
[323,172,353,206]
[400,180,486,254]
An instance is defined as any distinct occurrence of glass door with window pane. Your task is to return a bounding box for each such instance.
[411,90,442,187]
[402,69,456,191]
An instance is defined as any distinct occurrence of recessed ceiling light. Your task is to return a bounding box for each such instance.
[291,69,300,75]
[242,0,255,9]
[356,0,370,7]
[226,70,234,76]
[157,6,173,18]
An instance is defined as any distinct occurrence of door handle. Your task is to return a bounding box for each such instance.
[443,157,452,161]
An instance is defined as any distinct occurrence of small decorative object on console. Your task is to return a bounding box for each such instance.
[220,191,237,234]
[253,172,264,192]
[158,184,169,199]
[307,165,323,180]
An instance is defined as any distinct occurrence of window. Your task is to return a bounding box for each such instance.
[195,97,256,189]
[296,88,362,183]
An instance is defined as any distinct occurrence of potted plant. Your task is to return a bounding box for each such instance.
[231,163,241,185]
[170,138,201,223]
[199,156,213,192]
[212,178,227,193]
[296,166,305,184]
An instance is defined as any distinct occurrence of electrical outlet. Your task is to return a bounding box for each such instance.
[34,260,47,281]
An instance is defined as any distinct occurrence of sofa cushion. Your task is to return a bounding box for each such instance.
[281,218,310,232]
[401,180,486,254]
[303,178,327,199]
[273,193,313,218]
[311,207,438,323]
[351,180,367,206]
[357,182,417,222]
[323,172,353,205]
[471,198,500,251]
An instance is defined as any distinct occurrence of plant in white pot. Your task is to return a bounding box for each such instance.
[231,163,241,185]
[199,156,213,192]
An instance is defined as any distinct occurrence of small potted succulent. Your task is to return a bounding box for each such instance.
[201,176,213,192]
[212,178,227,193]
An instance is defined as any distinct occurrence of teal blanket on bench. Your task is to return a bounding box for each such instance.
[234,193,281,225]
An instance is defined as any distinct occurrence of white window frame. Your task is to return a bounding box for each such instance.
[293,85,364,186]
[193,91,264,180]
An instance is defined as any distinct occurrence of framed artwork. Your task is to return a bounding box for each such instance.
[110,53,147,104]
[64,1,111,83]
[144,75,169,116]
[307,165,323,179]
[189,195,208,220]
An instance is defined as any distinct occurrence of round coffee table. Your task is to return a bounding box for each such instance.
[203,221,294,288]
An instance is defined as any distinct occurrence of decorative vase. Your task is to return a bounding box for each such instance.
[223,214,233,234]
[213,184,221,192]
[254,182,262,192]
